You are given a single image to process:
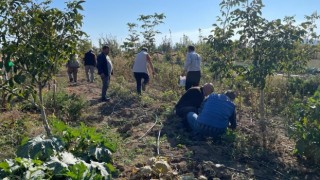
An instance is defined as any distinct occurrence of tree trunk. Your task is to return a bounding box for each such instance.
[259,88,267,149]
[38,83,52,137]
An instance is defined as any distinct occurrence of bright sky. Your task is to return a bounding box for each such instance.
[51,0,320,47]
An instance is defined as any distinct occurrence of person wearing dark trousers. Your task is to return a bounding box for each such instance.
[182,45,202,91]
[97,45,113,101]
[132,47,154,95]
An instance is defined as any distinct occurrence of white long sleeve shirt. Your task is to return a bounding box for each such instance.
[184,51,201,72]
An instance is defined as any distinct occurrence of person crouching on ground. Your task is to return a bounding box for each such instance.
[132,47,155,95]
[175,83,214,119]
[186,90,237,137]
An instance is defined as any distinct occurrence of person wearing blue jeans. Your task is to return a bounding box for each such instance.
[97,45,113,101]
[187,90,237,137]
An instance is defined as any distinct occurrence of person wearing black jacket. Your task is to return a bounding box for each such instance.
[175,83,214,119]
[83,49,96,83]
[97,45,113,101]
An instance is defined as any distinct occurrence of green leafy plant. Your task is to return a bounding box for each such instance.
[45,91,88,121]
[288,88,320,163]
[0,119,117,179]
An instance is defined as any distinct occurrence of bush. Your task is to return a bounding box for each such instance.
[287,87,320,164]
[45,91,87,121]
[0,119,117,179]
[288,76,320,97]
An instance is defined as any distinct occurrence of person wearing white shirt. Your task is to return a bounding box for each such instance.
[132,47,154,95]
[182,45,201,91]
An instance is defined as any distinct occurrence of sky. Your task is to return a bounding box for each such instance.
[50,0,320,47]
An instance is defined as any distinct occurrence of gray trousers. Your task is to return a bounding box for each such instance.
[67,67,78,82]
[85,65,95,82]
[101,75,110,98]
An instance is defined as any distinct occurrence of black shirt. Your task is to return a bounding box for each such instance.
[175,87,204,109]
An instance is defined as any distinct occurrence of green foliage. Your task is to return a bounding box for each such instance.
[288,87,320,163]
[45,91,88,121]
[50,119,116,154]
[98,34,122,58]
[287,77,320,97]
[121,23,140,59]
[16,135,64,161]
[0,119,116,179]
[161,90,179,102]
[137,13,166,51]
[0,0,86,136]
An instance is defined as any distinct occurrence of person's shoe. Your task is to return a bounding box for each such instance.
[101,97,110,102]
[142,83,146,91]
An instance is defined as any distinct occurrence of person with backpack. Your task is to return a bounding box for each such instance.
[83,49,96,83]
[66,54,80,84]
[97,45,113,101]
[182,45,202,91]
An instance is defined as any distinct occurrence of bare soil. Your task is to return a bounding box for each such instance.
[62,74,320,180]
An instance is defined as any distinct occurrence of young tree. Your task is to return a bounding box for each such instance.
[121,23,140,59]
[0,0,86,136]
[137,13,166,52]
[210,0,319,146]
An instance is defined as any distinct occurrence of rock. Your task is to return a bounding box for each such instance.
[147,157,157,165]
[137,166,153,177]
[177,161,188,173]
[135,162,144,168]
[153,160,172,174]
[116,164,125,172]
[198,175,208,180]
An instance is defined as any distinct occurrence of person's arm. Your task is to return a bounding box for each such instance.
[93,54,97,67]
[229,110,237,130]
[146,54,154,75]
[106,57,113,76]
[183,53,191,75]
[96,55,105,76]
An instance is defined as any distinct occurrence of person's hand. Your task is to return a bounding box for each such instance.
[181,71,186,76]
[100,73,105,79]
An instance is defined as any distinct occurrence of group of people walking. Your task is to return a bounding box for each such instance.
[66,44,237,138]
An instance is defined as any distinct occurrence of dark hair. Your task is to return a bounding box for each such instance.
[188,45,195,51]
[102,45,109,50]
[141,47,148,52]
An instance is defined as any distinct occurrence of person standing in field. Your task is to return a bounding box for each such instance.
[66,54,80,84]
[83,49,96,83]
[97,45,113,101]
[132,47,155,95]
[182,45,201,91]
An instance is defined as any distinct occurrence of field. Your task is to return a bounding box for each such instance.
[1,56,320,179]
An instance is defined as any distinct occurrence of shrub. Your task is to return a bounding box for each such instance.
[287,87,320,164]
[45,91,87,121]
[0,119,117,179]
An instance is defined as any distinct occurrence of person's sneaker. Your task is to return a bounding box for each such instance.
[142,83,146,91]
[101,97,110,102]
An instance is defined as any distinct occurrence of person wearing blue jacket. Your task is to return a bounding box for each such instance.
[97,45,113,101]
[187,90,237,137]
